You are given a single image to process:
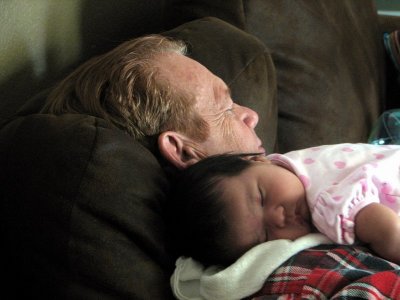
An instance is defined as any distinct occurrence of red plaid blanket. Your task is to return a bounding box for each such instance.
[248,245,400,300]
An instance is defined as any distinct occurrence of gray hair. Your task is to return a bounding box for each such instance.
[42,35,209,141]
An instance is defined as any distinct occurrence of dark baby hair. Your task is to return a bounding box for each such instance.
[168,153,259,266]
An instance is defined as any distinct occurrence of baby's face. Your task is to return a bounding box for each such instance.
[219,159,312,256]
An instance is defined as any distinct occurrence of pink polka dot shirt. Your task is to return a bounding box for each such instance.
[267,143,400,244]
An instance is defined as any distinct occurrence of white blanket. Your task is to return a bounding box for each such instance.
[171,233,332,300]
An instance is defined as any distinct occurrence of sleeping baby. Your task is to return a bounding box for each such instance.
[169,143,400,266]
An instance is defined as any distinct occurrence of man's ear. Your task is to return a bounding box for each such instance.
[158,131,203,169]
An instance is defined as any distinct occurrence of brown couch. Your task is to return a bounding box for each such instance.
[1,1,399,299]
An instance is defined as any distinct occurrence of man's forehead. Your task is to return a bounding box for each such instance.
[156,52,231,112]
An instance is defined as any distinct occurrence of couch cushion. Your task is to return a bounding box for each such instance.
[1,114,174,299]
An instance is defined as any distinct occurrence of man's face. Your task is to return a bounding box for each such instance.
[157,53,264,157]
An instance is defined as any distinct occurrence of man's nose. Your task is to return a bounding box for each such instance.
[239,105,259,129]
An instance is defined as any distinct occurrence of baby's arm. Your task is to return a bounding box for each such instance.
[355,203,400,264]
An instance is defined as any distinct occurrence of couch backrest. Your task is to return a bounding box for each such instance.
[243,0,385,152]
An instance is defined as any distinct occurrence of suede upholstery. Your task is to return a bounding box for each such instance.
[244,0,385,152]
[1,1,400,299]
[2,114,171,299]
